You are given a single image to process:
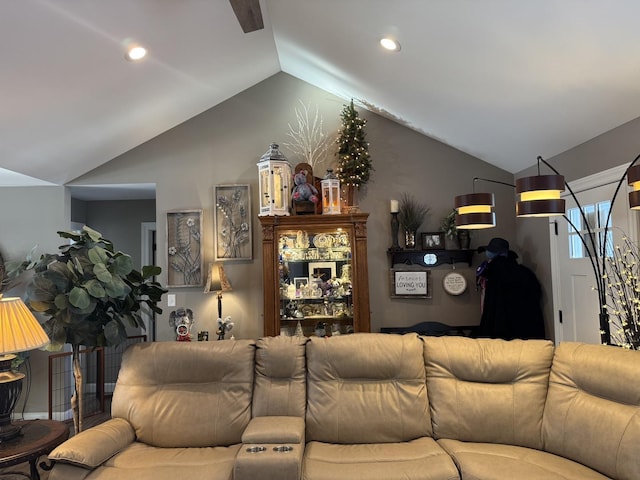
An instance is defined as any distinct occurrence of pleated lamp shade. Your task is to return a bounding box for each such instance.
[0,296,49,355]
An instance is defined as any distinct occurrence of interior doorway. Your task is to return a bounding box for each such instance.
[550,164,638,345]
[141,222,157,341]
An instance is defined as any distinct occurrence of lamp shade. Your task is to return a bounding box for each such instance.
[454,192,496,229]
[0,296,49,354]
[627,164,640,210]
[516,174,565,217]
[204,263,232,294]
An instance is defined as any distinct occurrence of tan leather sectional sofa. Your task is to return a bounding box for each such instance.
[47,333,640,480]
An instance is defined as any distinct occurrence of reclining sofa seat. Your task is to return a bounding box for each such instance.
[303,333,459,480]
[424,336,640,480]
[49,340,257,480]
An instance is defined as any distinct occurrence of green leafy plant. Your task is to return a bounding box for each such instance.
[13,226,167,433]
[398,193,430,232]
[441,209,457,238]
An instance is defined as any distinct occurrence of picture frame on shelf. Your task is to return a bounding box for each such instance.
[294,277,309,291]
[214,184,252,261]
[308,261,336,284]
[390,269,432,298]
[421,232,445,250]
[166,209,204,287]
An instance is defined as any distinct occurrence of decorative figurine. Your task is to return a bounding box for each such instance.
[169,308,194,341]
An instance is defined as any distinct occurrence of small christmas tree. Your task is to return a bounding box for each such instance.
[335,100,373,205]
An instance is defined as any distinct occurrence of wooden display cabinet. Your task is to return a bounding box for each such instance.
[259,213,370,337]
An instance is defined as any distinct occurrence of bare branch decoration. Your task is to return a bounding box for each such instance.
[283,100,330,170]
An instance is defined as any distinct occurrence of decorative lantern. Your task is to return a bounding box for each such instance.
[321,169,341,214]
[257,143,291,216]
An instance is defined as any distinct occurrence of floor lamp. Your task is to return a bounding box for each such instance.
[454,154,640,345]
[0,295,50,441]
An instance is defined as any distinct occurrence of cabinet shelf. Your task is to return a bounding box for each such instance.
[388,248,474,268]
[281,316,353,321]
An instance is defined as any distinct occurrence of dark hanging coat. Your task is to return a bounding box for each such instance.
[475,254,545,340]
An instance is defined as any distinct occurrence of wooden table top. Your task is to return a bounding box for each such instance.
[0,419,69,468]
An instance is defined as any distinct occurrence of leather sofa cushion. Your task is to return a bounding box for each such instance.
[438,439,609,479]
[111,340,255,448]
[306,333,431,443]
[73,442,241,480]
[253,336,307,417]
[543,342,640,480]
[304,437,460,480]
[424,337,554,449]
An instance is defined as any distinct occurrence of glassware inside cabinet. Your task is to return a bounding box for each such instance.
[278,228,354,336]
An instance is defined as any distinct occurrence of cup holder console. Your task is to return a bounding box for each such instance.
[273,445,294,452]
[245,446,267,453]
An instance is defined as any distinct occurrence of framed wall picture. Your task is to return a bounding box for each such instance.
[422,232,445,250]
[166,209,204,287]
[390,269,432,298]
[214,184,252,261]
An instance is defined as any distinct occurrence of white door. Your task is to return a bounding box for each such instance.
[550,165,638,345]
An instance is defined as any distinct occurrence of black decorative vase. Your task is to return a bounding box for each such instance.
[456,231,470,250]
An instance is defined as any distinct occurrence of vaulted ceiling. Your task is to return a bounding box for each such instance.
[3,0,640,189]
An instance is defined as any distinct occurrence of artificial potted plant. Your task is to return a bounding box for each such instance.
[441,208,470,249]
[12,226,166,433]
[398,193,430,249]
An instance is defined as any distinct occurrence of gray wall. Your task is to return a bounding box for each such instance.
[0,186,70,416]
[72,199,156,269]
[70,72,516,341]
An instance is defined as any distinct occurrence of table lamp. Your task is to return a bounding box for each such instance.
[204,263,232,319]
[0,295,50,441]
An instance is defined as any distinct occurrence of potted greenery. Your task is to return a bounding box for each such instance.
[441,208,470,249]
[12,226,166,433]
[398,193,430,249]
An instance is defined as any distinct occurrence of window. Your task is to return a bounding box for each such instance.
[567,200,612,259]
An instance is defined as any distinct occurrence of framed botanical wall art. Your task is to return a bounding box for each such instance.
[166,209,204,287]
[214,184,252,261]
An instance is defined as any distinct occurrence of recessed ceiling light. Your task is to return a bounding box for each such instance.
[380,37,401,52]
[125,45,147,61]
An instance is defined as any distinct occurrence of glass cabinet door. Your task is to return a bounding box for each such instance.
[259,213,370,337]
[278,229,354,336]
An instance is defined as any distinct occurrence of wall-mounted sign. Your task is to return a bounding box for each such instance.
[443,271,467,296]
[390,269,431,298]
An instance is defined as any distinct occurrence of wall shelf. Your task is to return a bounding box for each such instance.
[387,249,474,268]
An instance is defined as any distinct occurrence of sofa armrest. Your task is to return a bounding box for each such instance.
[241,416,305,444]
[48,418,135,469]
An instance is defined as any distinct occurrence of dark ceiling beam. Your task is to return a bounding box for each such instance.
[229,0,264,33]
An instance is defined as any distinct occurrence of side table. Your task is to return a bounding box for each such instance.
[0,419,69,480]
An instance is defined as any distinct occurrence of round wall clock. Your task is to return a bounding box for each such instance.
[443,271,467,296]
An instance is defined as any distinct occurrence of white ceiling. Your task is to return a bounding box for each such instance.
[3,0,640,192]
